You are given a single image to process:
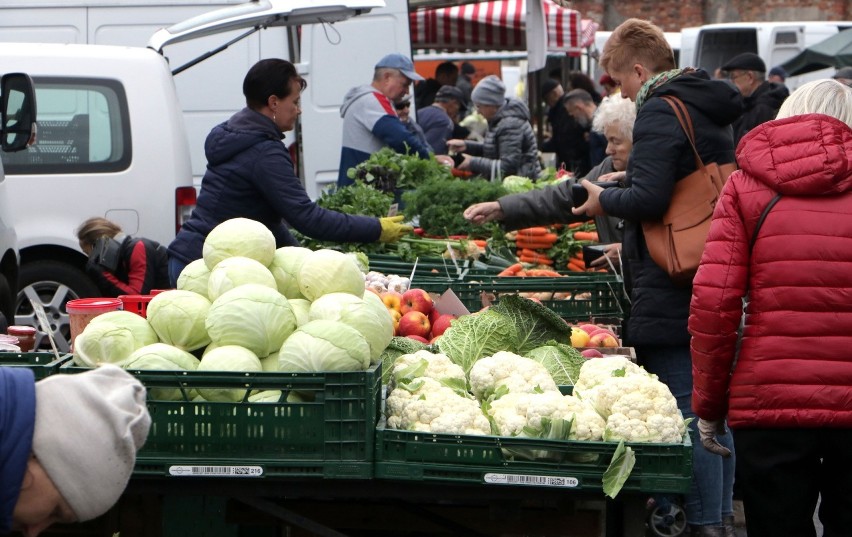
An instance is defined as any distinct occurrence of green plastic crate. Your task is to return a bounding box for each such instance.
[0,352,70,379]
[418,276,627,321]
[374,424,692,494]
[61,362,381,479]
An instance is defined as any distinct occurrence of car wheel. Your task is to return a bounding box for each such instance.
[15,260,99,352]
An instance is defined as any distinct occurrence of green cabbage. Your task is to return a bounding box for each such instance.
[207,255,277,301]
[436,309,518,375]
[202,217,276,270]
[260,352,280,372]
[309,292,393,364]
[525,341,586,386]
[502,175,534,194]
[197,345,262,402]
[298,249,364,301]
[124,343,201,400]
[146,290,212,352]
[206,284,296,357]
[176,259,211,299]
[288,298,312,327]
[73,319,157,368]
[267,246,312,299]
[88,310,158,344]
[278,319,370,372]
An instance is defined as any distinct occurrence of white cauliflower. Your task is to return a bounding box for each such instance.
[387,350,466,393]
[485,392,534,437]
[573,355,648,396]
[469,351,559,401]
[485,391,605,441]
[385,376,490,435]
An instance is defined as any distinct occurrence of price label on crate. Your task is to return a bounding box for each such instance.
[168,465,264,477]
[483,473,579,488]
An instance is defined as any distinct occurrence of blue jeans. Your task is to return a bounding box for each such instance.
[168,256,188,288]
[636,344,735,527]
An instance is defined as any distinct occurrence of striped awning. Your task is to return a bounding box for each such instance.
[410,0,585,53]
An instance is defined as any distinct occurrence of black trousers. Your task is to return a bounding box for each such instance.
[733,428,852,537]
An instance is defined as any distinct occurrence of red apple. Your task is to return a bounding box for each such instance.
[588,331,619,348]
[381,291,403,313]
[430,314,456,338]
[578,324,600,335]
[429,307,442,326]
[400,288,434,316]
[406,335,429,343]
[428,335,442,345]
[588,328,618,339]
[581,348,604,358]
[398,311,431,339]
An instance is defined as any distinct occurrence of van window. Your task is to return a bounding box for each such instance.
[696,29,758,73]
[0,77,131,175]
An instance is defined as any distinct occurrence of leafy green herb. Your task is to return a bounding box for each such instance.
[402,177,507,236]
[347,147,453,192]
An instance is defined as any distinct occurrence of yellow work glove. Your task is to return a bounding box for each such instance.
[378,215,413,243]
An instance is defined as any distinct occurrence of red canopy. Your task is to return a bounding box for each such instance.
[410,0,586,53]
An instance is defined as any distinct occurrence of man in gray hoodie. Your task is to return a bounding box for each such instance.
[337,53,450,187]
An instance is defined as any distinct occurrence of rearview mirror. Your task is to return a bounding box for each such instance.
[1,73,37,152]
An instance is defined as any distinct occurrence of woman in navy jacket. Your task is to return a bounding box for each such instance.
[168,59,408,284]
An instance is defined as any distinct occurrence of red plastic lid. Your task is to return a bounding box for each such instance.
[7,325,36,336]
[66,298,123,310]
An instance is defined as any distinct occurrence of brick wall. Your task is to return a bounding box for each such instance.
[571,0,851,31]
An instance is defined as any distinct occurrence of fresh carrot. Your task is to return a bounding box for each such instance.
[525,269,562,277]
[517,227,549,236]
[473,239,487,249]
[567,261,586,272]
[516,242,556,251]
[498,262,524,276]
[520,254,555,265]
[519,248,552,259]
[567,222,586,229]
[573,251,584,259]
[573,231,599,242]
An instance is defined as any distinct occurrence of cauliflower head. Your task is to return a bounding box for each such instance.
[386,376,490,435]
[388,350,466,393]
[469,351,559,401]
[573,355,648,396]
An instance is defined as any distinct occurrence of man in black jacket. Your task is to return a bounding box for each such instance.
[721,52,789,147]
[539,79,589,175]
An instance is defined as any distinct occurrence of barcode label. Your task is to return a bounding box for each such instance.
[484,473,579,488]
[168,465,263,477]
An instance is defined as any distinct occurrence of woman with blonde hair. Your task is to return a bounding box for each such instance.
[571,18,743,536]
[76,217,169,297]
[690,79,852,537]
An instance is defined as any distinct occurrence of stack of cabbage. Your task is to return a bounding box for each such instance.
[72,217,394,402]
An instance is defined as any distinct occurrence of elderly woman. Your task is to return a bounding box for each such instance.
[447,75,541,180]
[690,79,852,537]
[463,93,635,268]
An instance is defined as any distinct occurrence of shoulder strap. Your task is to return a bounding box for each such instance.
[660,95,705,170]
[749,193,782,251]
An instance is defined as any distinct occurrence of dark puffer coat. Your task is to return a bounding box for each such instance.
[691,114,852,428]
[169,108,380,265]
[731,80,789,146]
[598,72,743,346]
[465,98,541,180]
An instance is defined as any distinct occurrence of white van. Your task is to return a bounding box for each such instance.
[0,0,385,349]
[0,73,36,327]
[680,21,852,90]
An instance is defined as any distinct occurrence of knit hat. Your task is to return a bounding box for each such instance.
[471,75,506,106]
[32,365,150,521]
[768,66,787,81]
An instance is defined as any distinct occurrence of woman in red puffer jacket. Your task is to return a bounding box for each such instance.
[689,79,852,537]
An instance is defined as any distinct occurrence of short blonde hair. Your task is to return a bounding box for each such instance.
[600,19,676,75]
[592,94,637,140]
[76,217,122,250]
[775,79,852,127]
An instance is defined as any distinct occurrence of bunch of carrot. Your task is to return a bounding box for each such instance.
[514,227,558,266]
[497,263,562,277]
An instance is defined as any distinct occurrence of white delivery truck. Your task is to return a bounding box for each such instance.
[679,21,852,91]
[0,73,36,327]
[0,0,386,350]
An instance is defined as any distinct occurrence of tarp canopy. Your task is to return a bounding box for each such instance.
[410,0,586,53]
[781,28,852,76]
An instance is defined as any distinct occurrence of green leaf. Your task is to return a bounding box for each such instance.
[611,367,626,378]
[603,441,636,499]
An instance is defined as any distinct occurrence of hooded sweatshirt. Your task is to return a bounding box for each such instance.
[691,114,852,428]
[599,71,743,346]
[337,85,431,187]
[464,98,541,180]
[0,368,36,533]
[169,107,380,265]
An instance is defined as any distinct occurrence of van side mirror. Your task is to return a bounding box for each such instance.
[1,73,37,153]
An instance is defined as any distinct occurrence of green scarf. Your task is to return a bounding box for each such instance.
[634,68,689,110]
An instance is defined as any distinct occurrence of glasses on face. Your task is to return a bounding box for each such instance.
[394,102,410,111]
[727,71,747,81]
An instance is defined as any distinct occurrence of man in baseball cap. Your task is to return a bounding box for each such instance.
[417,85,468,155]
[338,53,452,186]
[721,52,789,146]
